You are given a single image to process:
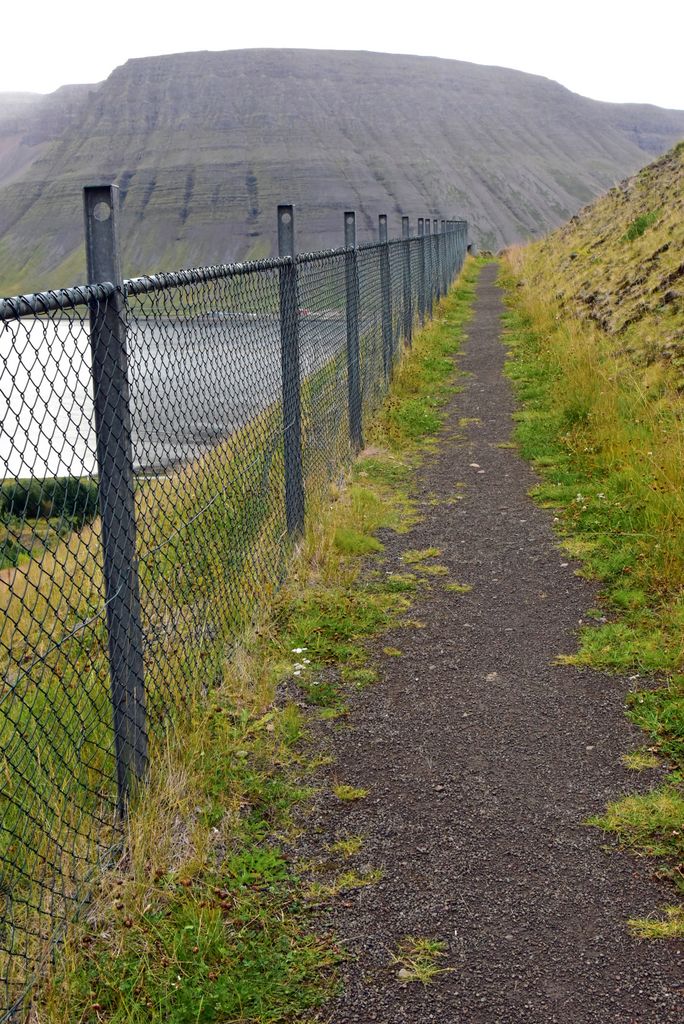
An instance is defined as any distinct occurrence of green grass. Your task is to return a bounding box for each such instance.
[328,835,364,859]
[501,254,684,934]
[501,300,684,674]
[333,527,384,556]
[401,547,441,564]
[628,906,684,939]
[622,748,661,771]
[588,788,684,863]
[414,563,449,576]
[627,678,684,767]
[391,937,454,985]
[53,849,338,1023]
[332,784,369,802]
[382,572,419,593]
[0,402,295,1002]
[623,209,660,241]
[340,666,378,689]
[372,265,478,456]
[306,867,382,902]
[40,683,341,1023]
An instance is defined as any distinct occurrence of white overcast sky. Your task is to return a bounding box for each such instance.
[2,0,683,109]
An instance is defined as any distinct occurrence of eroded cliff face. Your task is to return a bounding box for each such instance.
[526,143,684,369]
[1,48,683,294]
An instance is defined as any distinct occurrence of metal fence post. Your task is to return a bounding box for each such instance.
[378,214,393,380]
[344,211,363,451]
[424,217,433,319]
[440,219,447,295]
[434,219,442,302]
[432,219,439,304]
[417,217,425,324]
[277,204,305,538]
[459,220,468,273]
[83,184,146,815]
[401,215,412,346]
[448,220,454,280]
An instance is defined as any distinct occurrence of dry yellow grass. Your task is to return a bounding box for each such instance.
[519,143,684,367]
[505,246,684,597]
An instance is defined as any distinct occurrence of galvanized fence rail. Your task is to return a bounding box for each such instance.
[0,186,467,1018]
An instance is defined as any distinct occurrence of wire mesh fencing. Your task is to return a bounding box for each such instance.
[0,189,467,1018]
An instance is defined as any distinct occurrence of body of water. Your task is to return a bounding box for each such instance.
[0,312,347,480]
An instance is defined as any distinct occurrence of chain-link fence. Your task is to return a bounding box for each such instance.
[0,187,467,1018]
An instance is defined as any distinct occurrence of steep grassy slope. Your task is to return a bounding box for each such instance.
[526,143,684,369]
[503,145,684,935]
[0,48,683,294]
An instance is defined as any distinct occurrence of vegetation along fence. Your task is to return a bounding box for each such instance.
[0,182,467,1017]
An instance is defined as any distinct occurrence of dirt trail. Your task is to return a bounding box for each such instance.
[311,264,683,1023]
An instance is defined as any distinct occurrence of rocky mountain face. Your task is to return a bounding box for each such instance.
[528,143,684,369]
[0,48,683,295]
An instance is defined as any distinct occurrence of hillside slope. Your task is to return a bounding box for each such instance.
[1,48,684,294]
[526,143,684,368]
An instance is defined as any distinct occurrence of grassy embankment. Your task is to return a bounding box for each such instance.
[0,395,296,1010]
[26,261,481,1021]
[501,143,684,938]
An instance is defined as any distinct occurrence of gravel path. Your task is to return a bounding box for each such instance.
[311,264,683,1023]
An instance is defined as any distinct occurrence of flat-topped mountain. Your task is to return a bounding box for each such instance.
[1,48,683,294]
